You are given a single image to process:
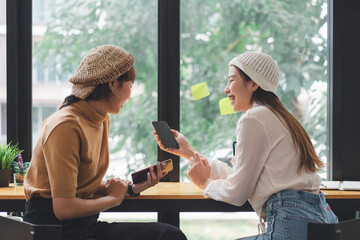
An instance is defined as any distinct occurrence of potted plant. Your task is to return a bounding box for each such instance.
[12,154,29,185]
[0,142,23,187]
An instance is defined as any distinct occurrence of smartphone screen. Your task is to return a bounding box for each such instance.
[131,159,173,184]
[152,121,179,149]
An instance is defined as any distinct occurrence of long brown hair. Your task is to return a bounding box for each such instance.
[60,67,135,109]
[235,66,323,173]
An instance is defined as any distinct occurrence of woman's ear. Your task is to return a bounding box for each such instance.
[251,81,259,92]
[108,80,118,91]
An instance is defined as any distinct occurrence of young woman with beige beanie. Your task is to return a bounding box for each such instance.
[24,45,187,240]
[154,51,338,239]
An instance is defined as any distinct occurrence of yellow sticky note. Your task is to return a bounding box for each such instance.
[219,97,236,115]
[191,82,210,101]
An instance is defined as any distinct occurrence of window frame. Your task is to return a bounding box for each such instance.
[6,0,360,190]
[6,0,32,163]
[329,0,360,181]
[158,0,180,182]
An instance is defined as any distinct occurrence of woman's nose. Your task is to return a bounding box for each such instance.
[224,86,229,94]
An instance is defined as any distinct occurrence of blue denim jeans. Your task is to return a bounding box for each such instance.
[238,190,338,240]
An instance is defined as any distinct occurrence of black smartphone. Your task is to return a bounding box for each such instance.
[152,121,179,149]
[131,159,173,184]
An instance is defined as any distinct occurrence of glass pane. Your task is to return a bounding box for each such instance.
[180,1,328,238]
[32,0,158,179]
[0,0,6,145]
[31,107,39,144]
[99,212,157,223]
[181,212,258,239]
[180,0,328,182]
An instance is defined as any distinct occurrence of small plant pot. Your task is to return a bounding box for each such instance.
[0,169,12,187]
[13,173,25,186]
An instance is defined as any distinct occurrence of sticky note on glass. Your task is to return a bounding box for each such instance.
[191,82,210,101]
[219,97,236,115]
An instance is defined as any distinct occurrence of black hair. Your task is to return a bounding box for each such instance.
[59,67,135,109]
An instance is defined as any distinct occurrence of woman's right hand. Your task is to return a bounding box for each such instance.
[53,178,130,220]
[105,178,130,206]
[153,129,196,160]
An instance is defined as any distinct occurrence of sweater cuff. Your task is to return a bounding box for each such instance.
[203,180,215,199]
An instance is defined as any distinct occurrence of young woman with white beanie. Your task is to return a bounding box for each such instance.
[154,51,338,240]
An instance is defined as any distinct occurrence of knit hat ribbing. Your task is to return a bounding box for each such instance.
[229,51,280,95]
[69,45,134,99]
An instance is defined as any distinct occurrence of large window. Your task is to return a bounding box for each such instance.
[7,0,360,238]
[9,1,360,183]
[32,0,158,179]
[178,1,328,238]
[180,0,328,180]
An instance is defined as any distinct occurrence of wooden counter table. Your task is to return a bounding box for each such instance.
[1,182,360,226]
[2,182,360,200]
[0,182,206,200]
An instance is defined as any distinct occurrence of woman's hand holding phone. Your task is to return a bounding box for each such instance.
[131,163,167,194]
[153,129,198,160]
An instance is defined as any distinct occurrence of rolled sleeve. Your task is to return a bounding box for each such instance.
[209,158,233,180]
[203,117,271,206]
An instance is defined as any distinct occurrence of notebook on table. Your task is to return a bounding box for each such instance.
[341,181,360,190]
[320,181,340,190]
[320,181,360,190]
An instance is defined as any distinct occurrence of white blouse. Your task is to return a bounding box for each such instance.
[203,104,321,216]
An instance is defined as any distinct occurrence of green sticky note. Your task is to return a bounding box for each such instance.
[219,97,236,115]
[191,82,210,101]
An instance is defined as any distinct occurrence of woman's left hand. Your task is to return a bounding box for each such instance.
[132,163,167,194]
[187,152,211,190]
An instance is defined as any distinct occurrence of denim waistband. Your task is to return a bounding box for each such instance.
[265,189,324,207]
[259,190,324,234]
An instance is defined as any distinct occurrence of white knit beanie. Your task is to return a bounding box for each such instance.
[229,51,280,95]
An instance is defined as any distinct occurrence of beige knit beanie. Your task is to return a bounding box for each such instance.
[69,45,134,99]
[229,51,280,95]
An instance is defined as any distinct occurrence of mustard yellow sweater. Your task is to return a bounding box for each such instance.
[24,100,110,200]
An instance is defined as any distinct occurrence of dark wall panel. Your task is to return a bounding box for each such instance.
[332,0,360,180]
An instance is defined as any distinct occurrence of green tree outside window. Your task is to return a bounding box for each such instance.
[33,0,328,180]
